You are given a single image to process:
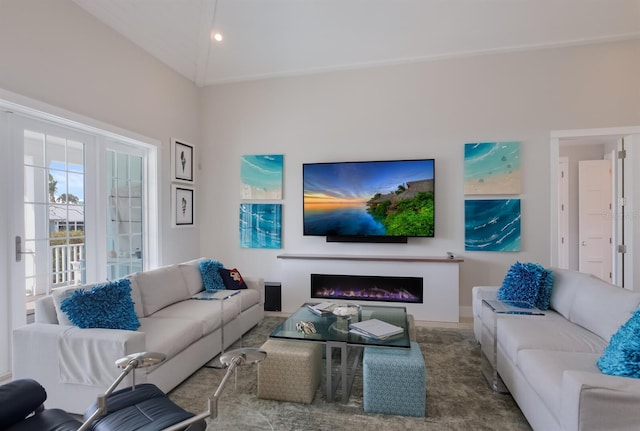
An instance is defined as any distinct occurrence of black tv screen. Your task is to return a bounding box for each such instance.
[303,159,435,239]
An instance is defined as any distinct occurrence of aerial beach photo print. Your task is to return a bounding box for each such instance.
[464,142,521,195]
[464,198,521,252]
[240,154,284,199]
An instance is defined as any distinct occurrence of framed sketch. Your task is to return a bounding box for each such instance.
[171,138,194,183]
[172,185,194,227]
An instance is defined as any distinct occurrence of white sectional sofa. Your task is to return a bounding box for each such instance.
[472,267,640,431]
[12,258,264,414]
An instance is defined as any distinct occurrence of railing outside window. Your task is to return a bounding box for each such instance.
[50,243,85,289]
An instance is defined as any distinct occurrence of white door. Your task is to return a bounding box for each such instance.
[0,112,11,378]
[10,114,94,328]
[578,159,613,281]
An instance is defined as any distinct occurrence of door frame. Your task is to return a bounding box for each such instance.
[0,88,161,379]
[550,126,640,291]
[557,157,569,269]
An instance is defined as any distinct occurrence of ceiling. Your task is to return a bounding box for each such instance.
[72,0,640,87]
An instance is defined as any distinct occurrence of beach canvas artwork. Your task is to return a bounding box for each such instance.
[239,204,282,249]
[465,199,521,252]
[464,142,521,195]
[241,154,284,199]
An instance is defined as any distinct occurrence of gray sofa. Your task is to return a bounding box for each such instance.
[12,258,264,414]
[472,267,640,431]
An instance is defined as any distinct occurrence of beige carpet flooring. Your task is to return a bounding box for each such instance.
[168,316,532,431]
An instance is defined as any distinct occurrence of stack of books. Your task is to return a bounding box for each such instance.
[349,319,404,340]
[307,302,337,315]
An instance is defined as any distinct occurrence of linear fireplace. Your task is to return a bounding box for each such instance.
[311,273,423,304]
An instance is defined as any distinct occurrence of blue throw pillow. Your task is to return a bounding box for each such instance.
[60,279,140,331]
[497,261,554,310]
[597,309,640,378]
[219,268,248,290]
[199,259,225,291]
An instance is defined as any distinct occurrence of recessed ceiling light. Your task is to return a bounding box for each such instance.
[211,31,223,42]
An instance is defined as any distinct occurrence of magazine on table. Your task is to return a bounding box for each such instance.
[349,318,404,339]
[307,302,337,315]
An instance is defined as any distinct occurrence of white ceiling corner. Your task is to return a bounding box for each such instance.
[194,0,218,87]
[72,0,640,87]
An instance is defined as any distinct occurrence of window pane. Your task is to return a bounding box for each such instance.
[117,153,128,179]
[67,140,84,173]
[48,169,66,202]
[67,172,84,202]
[46,135,66,171]
[107,150,144,278]
[24,203,48,241]
[24,166,47,204]
[130,156,142,180]
[131,181,142,198]
[24,131,45,167]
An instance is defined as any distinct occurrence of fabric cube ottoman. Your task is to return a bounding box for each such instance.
[363,341,426,417]
[257,339,322,404]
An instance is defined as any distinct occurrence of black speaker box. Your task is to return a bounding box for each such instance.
[264,282,282,312]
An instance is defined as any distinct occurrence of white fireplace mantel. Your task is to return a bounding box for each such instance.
[276,253,463,322]
[276,253,463,263]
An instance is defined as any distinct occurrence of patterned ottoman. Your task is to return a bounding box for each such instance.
[257,339,322,404]
[362,341,426,417]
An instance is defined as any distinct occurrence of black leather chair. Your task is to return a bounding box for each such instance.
[0,348,265,431]
[0,378,205,431]
[0,378,82,431]
[85,384,202,431]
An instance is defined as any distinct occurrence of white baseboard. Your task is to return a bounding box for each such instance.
[459,305,472,320]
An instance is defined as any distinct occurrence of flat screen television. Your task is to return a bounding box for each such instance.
[303,159,435,242]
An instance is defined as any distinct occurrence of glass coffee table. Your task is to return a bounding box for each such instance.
[269,303,410,403]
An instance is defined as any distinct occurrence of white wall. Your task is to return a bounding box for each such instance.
[0,0,202,265]
[200,39,640,317]
[1,1,639,320]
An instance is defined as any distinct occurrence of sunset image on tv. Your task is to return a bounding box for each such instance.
[303,159,435,237]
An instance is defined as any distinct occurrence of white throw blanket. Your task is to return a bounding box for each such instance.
[58,327,129,386]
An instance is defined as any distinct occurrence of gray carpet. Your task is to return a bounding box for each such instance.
[168,317,532,430]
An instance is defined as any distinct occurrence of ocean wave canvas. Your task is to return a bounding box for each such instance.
[464,142,520,195]
[241,155,283,199]
[465,199,521,252]
[240,204,282,249]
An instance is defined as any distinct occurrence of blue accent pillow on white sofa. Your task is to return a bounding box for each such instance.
[598,309,640,378]
[497,261,554,309]
[60,279,140,330]
[199,259,225,291]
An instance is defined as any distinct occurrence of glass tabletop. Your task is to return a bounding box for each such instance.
[269,303,411,348]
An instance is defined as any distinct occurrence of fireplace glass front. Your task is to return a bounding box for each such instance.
[311,273,423,304]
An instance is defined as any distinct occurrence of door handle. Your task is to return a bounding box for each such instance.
[581,241,587,246]
[15,236,35,262]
